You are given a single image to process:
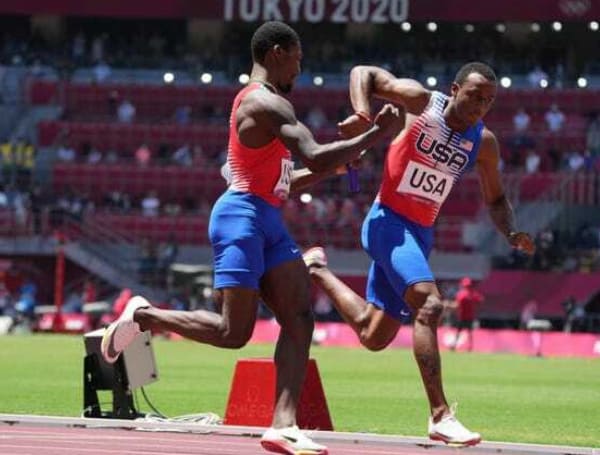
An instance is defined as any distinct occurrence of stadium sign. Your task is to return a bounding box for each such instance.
[223,0,409,23]
[0,0,598,21]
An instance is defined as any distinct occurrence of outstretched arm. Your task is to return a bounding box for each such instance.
[289,166,342,193]
[260,93,399,173]
[476,128,535,255]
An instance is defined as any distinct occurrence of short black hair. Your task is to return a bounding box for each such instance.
[251,21,300,63]
[454,62,497,84]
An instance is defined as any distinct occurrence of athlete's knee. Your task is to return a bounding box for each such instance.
[359,332,392,351]
[357,311,398,351]
[217,320,253,349]
[415,294,444,326]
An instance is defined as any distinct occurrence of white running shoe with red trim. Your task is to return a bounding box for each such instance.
[428,404,481,447]
[260,425,328,455]
[101,295,151,364]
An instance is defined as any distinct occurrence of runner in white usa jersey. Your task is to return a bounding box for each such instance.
[304,62,536,447]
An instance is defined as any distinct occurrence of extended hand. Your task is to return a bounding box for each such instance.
[508,232,535,255]
[373,104,401,134]
[337,113,371,139]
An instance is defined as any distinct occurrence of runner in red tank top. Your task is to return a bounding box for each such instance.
[303,63,536,447]
[101,21,400,455]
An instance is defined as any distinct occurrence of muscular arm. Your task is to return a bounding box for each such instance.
[259,93,394,173]
[476,128,535,254]
[349,65,431,117]
[289,167,339,193]
[476,129,516,237]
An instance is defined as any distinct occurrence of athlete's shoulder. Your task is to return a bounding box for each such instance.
[480,127,499,152]
[239,86,297,128]
[476,126,500,166]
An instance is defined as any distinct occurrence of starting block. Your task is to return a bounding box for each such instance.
[224,358,333,430]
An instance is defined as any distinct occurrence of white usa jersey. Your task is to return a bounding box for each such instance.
[378,91,484,227]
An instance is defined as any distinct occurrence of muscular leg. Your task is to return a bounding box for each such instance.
[133,287,259,349]
[404,281,450,422]
[259,258,315,428]
[307,264,399,351]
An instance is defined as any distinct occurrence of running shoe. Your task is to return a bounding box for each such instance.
[302,247,328,268]
[101,295,151,364]
[260,425,328,455]
[428,403,481,447]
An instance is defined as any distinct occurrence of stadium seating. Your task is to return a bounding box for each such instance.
[35,80,598,250]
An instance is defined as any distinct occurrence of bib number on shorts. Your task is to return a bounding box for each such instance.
[396,161,453,204]
[273,158,294,200]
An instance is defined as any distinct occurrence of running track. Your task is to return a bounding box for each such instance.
[0,415,596,455]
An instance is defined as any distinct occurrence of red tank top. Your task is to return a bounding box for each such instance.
[227,82,293,207]
[378,91,483,226]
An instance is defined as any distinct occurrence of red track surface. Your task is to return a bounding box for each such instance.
[0,424,484,455]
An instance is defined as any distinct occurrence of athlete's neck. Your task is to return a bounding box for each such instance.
[443,100,469,133]
[249,67,278,94]
[249,78,278,94]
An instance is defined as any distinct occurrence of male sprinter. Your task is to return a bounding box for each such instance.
[304,62,535,446]
[102,21,399,455]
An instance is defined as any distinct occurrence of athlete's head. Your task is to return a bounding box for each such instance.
[251,21,302,94]
[450,62,497,126]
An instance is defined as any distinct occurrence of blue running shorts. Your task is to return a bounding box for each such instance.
[361,202,435,322]
[208,191,301,290]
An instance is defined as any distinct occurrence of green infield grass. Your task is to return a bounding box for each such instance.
[0,334,598,447]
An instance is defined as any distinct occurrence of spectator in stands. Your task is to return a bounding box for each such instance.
[157,234,179,276]
[62,290,83,313]
[93,59,111,83]
[105,190,131,212]
[14,278,37,323]
[527,65,548,88]
[586,114,600,159]
[56,140,76,162]
[172,143,192,166]
[163,200,182,216]
[134,143,151,166]
[533,229,556,270]
[91,35,106,62]
[28,185,45,235]
[449,277,483,352]
[567,150,585,172]
[141,191,160,217]
[107,90,119,116]
[524,148,541,174]
[138,238,158,283]
[105,148,119,164]
[553,63,565,89]
[569,300,588,332]
[174,105,192,125]
[513,107,531,135]
[72,31,86,64]
[82,142,102,164]
[562,295,586,332]
[305,106,327,129]
[117,99,136,123]
[544,103,565,133]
